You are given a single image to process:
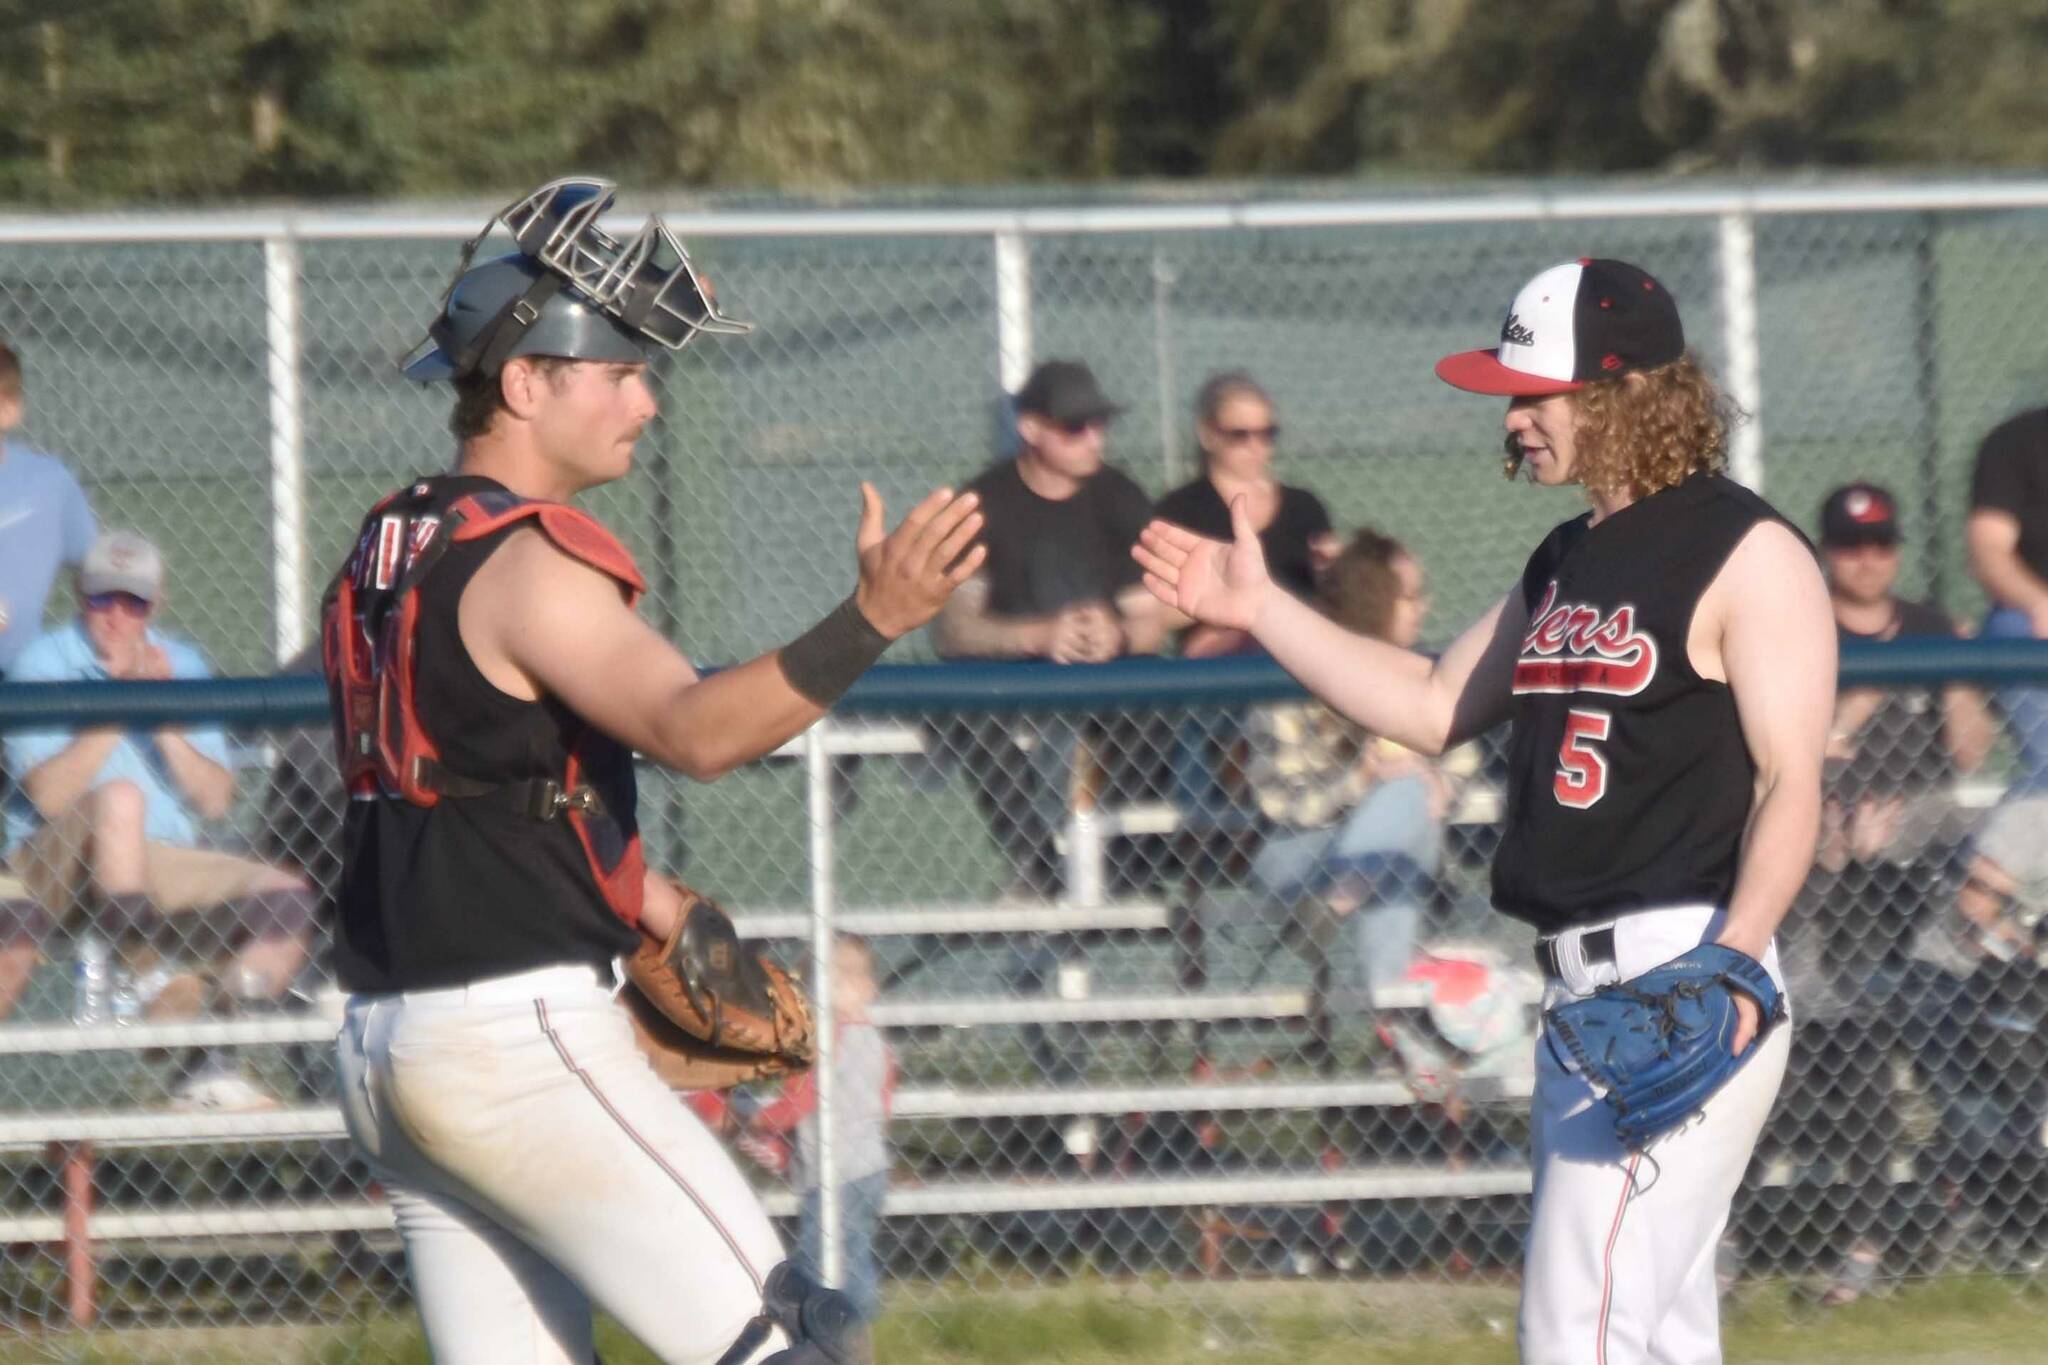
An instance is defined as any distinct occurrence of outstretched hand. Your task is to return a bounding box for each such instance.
[1131,494,1274,634]
[853,482,986,640]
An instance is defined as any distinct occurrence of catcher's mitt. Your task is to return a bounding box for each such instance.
[622,883,816,1092]
[1543,943,1785,1149]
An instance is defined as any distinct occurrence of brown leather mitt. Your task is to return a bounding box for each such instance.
[622,883,817,1092]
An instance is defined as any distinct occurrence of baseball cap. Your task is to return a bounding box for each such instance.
[1973,796,2048,920]
[1436,258,1686,396]
[1015,360,1123,426]
[1819,482,1902,548]
[79,531,164,602]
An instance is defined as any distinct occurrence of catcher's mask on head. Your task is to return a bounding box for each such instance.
[401,176,751,383]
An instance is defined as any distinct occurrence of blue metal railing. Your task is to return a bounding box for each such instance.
[0,638,2044,729]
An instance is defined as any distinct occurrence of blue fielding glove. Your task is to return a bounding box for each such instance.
[1543,943,1786,1149]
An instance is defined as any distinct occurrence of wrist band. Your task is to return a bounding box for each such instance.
[779,596,890,707]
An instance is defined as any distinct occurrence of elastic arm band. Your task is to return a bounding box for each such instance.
[778,596,889,708]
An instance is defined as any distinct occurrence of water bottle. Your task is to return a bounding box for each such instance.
[109,966,143,1027]
[1064,804,1105,908]
[71,934,111,1027]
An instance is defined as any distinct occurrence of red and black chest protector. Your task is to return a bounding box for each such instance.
[322,476,647,990]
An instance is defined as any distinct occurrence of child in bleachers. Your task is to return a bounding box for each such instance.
[739,934,895,1323]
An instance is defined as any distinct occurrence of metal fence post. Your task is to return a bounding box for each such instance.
[262,233,306,664]
[995,231,1032,393]
[1913,214,1948,605]
[805,721,840,1287]
[1152,247,1180,489]
[1717,212,1765,493]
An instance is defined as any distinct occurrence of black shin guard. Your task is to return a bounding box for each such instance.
[719,1262,865,1365]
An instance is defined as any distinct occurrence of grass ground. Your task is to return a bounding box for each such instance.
[4,1274,2048,1363]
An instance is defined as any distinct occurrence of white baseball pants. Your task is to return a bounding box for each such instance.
[334,964,791,1364]
[1520,906,1792,1365]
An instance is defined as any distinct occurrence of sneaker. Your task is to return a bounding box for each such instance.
[170,1063,281,1114]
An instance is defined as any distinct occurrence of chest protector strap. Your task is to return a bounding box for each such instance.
[323,484,649,925]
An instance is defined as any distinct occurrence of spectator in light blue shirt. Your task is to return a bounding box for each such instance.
[0,340,97,677]
[0,533,312,1110]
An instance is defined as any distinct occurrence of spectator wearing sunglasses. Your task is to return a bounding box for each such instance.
[936,360,1163,666]
[0,532,313,1108]
[934,360,1166,897]
[1154,371,1336,658]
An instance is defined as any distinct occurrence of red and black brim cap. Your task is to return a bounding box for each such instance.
[1433,349,1585,397]
[1436,259,1685,397]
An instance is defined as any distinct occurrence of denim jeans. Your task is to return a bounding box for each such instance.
[1249,776,1441,993]
[954,716,1083,895]
[798,1169,890,1322]
[1983,606,2048,791]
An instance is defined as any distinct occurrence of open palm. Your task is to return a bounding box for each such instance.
[1132,494,1273,633]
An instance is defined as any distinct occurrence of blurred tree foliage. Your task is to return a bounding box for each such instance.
[0,0,2043,204]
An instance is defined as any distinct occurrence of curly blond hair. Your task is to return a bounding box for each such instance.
[1564,352,1738,502]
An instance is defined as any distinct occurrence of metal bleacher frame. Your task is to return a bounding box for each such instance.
[0,642,2038,1324]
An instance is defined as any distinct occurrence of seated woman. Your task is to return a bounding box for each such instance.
[1243,530,1473,998]
[1155,371,1336,657]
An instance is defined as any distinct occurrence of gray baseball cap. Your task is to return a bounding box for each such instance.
[79,531,165,602]
[1973,796,2048,917]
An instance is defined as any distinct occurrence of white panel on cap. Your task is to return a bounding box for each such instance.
[1495,261,1582,384]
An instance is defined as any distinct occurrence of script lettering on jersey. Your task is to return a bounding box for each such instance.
[1514,580,1659,697]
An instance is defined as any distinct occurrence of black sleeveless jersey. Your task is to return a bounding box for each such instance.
[329,474,640,993]
[1491,474,1795,934]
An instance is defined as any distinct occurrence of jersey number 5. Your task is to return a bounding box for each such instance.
[1554,708,1612,809]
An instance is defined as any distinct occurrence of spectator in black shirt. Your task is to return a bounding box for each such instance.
[1155,372,1336,657]
[934,360,1166,896]
[1967,409,2048,790]
[1818,482,1993,866]
[935,361,1162,665]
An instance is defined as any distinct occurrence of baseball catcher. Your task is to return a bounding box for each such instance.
[325,174,982,1364]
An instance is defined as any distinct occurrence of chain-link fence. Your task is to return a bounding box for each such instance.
[3,181,2048,1357]
[0,647,2043,1358]
[6,186,2048,676]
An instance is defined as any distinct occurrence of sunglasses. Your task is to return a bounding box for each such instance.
[84,591,153,616]
[1218,424,1281,443]
[1057,416,1110,437]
